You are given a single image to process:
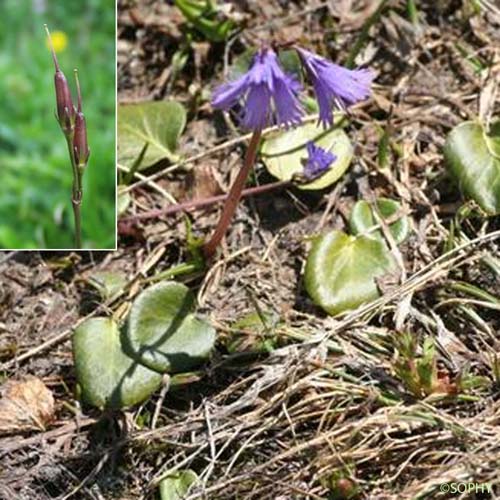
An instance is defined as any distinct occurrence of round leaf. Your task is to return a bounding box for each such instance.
[72,318,162,409]
[349,198,409,244]
[127,282,216,373]
[118,101,186,170]
[444,121,500,214]
[261,122,353,190]
[304,230,395,316]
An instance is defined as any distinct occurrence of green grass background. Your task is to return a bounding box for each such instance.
[0,0,115,249]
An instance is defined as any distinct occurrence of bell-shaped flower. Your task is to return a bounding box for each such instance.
[296,47,374,127]
[212,47,304,131]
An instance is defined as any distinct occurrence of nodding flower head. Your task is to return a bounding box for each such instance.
[45,25,75,135]
[295,47,374,127]
[302,141,336,180]
[212,47,304,131]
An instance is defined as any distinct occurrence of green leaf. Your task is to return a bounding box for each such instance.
[72,318,162,409]
[118,101,186,170]
[127,282,216,373]
[261,122,353,190]
[87,270,127,300]
[304,230,395,315]
[159,470,199,500]
[349,198,409,244]
[444,121,500,215]
[174,0,234,42]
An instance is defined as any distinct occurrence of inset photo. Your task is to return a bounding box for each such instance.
[0,0,115,249]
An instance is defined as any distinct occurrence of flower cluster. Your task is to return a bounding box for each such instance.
[212,46,374,131]
[205,45,372,257]
[45,25,90,247]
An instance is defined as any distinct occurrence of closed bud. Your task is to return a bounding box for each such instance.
[73,70,90,170]
[45,25,75,134]
[73,111,90,169]
[54,70,75,133]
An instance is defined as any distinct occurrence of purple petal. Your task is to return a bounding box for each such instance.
[295,47,320,79]
[313,78,335,127]
[322,64,375,107]
[303,140,336,179]
[243,83,271,130]
[211,47,304,131]
[212,74,249,110]
[283,73,303,95]
[296,46,374,127]
[274,77,303,127]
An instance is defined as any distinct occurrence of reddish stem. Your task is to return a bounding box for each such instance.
[120,178,291,223]
[203,130,262,259]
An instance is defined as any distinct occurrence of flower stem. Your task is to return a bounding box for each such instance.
[66,135,83,247]
[72,194,82,247]
[203,129,262,259]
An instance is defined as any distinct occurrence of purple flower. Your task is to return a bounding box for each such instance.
[296,47,374,127]
[212,47,304,130]
[303,141,336,179]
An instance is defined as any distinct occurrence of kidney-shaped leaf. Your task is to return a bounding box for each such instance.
[349,198,409,244]
[305,230,395,315]
[261,121,352,190]
[72,317,162,409]
[444,121,500,214]
[118,101,186,170]
[127,282,216,373]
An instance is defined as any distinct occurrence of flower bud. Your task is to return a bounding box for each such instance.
[45,25,74,134]
[54,70,75,133]
[73,70,90,169]
[73,111,90,169]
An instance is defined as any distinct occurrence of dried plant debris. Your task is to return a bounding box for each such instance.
[0,376,55,435]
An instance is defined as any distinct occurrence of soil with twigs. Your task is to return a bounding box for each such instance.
[1,0,499,499]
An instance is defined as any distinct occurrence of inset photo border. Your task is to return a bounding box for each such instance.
[0,0,116,250]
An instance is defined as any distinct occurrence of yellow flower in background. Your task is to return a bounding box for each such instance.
[45,30,68,53]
